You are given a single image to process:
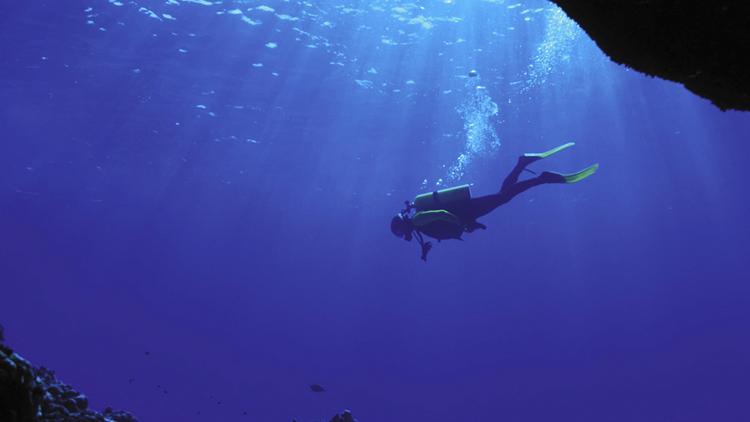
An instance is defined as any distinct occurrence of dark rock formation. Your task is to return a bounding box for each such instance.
[548,0,750,111]
[1,328,354,422]
[0,333,136,422]
[329,409,358,422]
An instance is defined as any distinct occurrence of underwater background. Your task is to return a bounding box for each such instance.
[2,0,750,421]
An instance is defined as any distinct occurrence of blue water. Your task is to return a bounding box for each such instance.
[2,1,750,421]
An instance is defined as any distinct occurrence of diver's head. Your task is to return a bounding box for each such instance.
[391,214,413,241]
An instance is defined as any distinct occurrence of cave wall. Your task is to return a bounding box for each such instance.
[549,0,750,111]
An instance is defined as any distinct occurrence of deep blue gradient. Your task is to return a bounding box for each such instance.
[2,1,750,421]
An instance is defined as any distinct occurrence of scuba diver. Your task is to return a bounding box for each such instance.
[390,142,598,261]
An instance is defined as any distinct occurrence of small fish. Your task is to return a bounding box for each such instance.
[309,384,325,392]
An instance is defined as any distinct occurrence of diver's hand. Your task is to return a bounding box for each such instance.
[420,241,433,261]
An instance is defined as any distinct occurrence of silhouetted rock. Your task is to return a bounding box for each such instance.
[0,331,137,422]
[329,409,357,422]
[549,0,750,111]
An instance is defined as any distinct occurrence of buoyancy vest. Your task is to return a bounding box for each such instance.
[411,185,472,240]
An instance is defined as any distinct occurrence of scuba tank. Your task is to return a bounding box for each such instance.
[413,184,471,211]
[410,185,472,240]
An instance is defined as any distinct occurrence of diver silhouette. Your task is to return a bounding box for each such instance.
[391,142,598,261]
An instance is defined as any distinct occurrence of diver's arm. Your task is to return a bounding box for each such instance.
[414,230,432,261]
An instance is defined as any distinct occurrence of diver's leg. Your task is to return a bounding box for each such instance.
[468,156,547,219]
[500,156,532,192]
[465,194,507,219]
[501,143,576,192]
[501,164,599,202]
[461,155,533,219]
[504,171,564,198]
[469,172,564,219]
[468,147,597,220]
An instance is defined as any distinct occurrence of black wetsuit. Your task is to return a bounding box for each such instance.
[433,156,561,227]
[403,146,595,260]
[407,156,565,260]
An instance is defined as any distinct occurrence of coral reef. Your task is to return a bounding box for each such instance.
[549,0,750,111]
[1,325,355,422]
[0,332,137,422]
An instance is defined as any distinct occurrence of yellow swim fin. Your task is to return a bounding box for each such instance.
[561,163,599,183]
[524,142,576,160]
